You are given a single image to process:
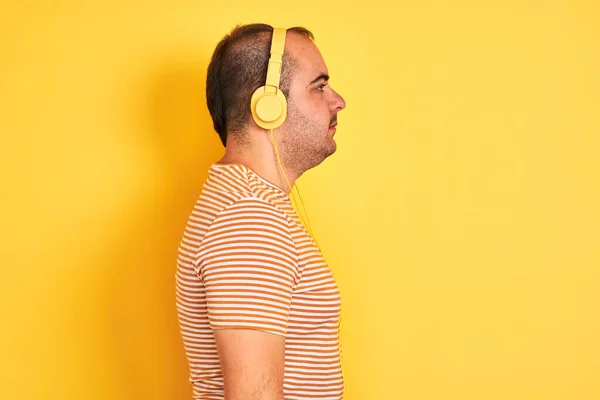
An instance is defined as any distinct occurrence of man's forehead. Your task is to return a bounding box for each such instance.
[285,32,328,78]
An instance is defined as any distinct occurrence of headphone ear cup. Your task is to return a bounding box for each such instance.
[251,86,287,130]
[256,95,283,122]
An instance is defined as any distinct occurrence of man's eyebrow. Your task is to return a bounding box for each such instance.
[307,74,330,86]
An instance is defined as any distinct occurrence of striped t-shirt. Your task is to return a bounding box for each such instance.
[175,163,343,400]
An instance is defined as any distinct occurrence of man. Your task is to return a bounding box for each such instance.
[175,23,346,400]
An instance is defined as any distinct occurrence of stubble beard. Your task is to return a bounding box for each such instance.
[278,103,334,177]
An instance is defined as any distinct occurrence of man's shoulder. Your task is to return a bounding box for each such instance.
[196,195,298,269]
[211,196,292,232]
[198,164,292,224]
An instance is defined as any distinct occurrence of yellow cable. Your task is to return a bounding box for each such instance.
[269,129,319,249]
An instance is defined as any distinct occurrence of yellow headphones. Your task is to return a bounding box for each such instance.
[249,26,319,252]
[249,27,314,236]
[250,27,288,129]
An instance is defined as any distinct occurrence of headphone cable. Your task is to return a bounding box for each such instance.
[269,128,342,362]
[269,129,317,246]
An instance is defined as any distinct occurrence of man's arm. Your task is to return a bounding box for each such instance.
[214,329,285,400]
[197,198,300,400]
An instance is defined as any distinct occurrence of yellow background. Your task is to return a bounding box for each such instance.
[1,1,599,399]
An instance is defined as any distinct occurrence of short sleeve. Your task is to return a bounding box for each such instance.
[196,197,299,337]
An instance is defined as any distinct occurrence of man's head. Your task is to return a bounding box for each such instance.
[206,24,346,171]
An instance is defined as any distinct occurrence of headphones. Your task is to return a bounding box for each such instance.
[250,27,288,130]
[249,26,317,243]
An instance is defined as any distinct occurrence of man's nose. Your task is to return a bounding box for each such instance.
[331,89,346,111]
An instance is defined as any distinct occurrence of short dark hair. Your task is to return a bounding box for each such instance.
[206,24,314,147]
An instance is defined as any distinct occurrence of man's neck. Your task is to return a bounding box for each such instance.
[218,140,300,195]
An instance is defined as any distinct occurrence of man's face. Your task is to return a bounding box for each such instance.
[279,33,346,172]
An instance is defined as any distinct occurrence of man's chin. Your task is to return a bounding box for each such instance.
[324,139,337,159]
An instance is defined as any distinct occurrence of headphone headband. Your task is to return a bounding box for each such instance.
[265,28,286,89]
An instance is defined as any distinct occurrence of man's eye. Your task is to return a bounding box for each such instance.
[316,84,327,91]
